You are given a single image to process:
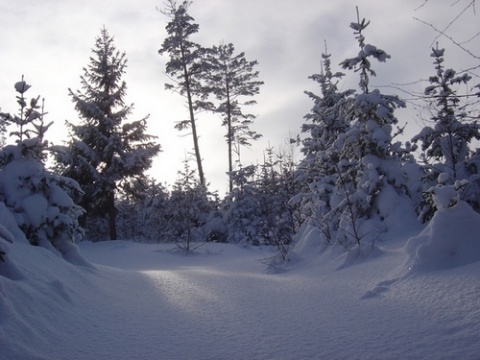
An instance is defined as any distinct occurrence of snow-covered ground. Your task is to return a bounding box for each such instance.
[1,202,480,360]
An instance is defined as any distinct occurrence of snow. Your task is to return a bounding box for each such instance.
[405,200,480,271]
[22,194,48,228]
[1,204,480,360]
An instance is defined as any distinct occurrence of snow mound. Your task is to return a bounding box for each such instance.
[405,201,480,272]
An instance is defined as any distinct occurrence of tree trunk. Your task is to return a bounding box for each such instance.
[226,82,233,193]
[107,190,117,240]
[181,46,205,187]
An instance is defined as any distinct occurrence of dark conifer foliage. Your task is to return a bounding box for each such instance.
[55,27,160,240]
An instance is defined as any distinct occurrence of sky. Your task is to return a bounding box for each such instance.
[0,0,478,194]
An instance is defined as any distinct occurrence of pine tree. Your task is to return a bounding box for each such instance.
[55,27,160,240]
[158,0,211,187]
[205,43,264,192]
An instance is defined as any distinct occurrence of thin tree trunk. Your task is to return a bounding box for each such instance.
[181,46,205,187]
[226,83,233,193]
[107,191,117,240]
[189,104,205,186]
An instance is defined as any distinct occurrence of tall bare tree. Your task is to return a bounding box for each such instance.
[158,0,211,187]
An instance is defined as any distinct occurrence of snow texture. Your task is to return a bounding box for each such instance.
[1,209,480,359]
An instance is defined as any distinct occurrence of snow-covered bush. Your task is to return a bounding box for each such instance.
[256,147,299,259]
[0,202,26,279]
[0,78,84,253]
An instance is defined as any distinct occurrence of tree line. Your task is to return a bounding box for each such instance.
[0,1,478,261]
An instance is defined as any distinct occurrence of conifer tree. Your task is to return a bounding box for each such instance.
[116,176,169,241]
[158,0,210,187]
[412,47,480,218]
[257,146,298,260]
[328,9,415,248]
[221,164,262,245]
[0,78,84,252]
[166,158,214,252]
[205,43,264,192]
[296,47,354,241]
[55,27,160,240]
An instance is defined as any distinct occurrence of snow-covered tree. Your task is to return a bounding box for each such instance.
[158,0,211,187]
[205,43,264,192]
[164,158,219,252]
[55,27,160,241]
[221,164,262,245]
[257,146,299,260]
[295,47,355,242]
[325,10,417,248]
[0,107,7,148]
[222,145,299,254]
[412,47,480,219]
[117,176,170,242]
[0,78,84,253]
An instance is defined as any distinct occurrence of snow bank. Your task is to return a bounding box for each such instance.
[405,201,480,271]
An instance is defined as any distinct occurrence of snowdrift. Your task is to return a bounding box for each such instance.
[405,200,480,271]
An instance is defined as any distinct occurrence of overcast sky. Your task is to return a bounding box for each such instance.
[0,0,478,194]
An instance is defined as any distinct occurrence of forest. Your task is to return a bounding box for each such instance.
[0,0,479,262]
[1,1,480,359]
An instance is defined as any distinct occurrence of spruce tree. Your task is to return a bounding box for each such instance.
[412,47,480,218]
[296,47,354,242]
[55,27,160,240]
[205,43,264,192]
[329,10,415,248]
[0,78,84,252]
